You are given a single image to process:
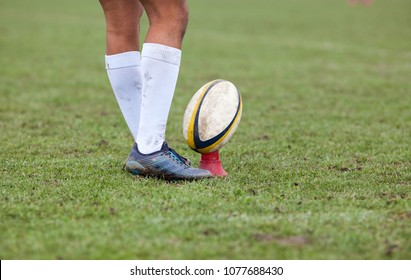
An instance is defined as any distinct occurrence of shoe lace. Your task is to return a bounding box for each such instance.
[167,147,191,167]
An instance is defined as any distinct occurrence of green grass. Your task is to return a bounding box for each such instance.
[1,0,410,259]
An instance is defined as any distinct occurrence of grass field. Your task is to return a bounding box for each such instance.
[1,0,410,259]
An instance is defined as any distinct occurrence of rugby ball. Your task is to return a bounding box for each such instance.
[183,80,242,154]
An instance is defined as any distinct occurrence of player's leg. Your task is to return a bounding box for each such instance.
[124,0,211,179]
[100,0,144,54]
[99,0,144,140]
[140,0,189,49]
[136,0,188,154]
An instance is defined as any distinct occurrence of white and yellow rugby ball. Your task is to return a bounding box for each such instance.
[183,80,242,154]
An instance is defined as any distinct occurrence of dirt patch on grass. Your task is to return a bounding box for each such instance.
[328,165,363,172]
[253,234,310,246]
[396,211,411,220]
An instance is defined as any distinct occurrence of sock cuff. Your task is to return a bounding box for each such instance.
[105,51,141,70]
[141,43,181,66]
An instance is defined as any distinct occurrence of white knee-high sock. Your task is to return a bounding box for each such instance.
[105,51,142,141]
[137,43,182,154]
